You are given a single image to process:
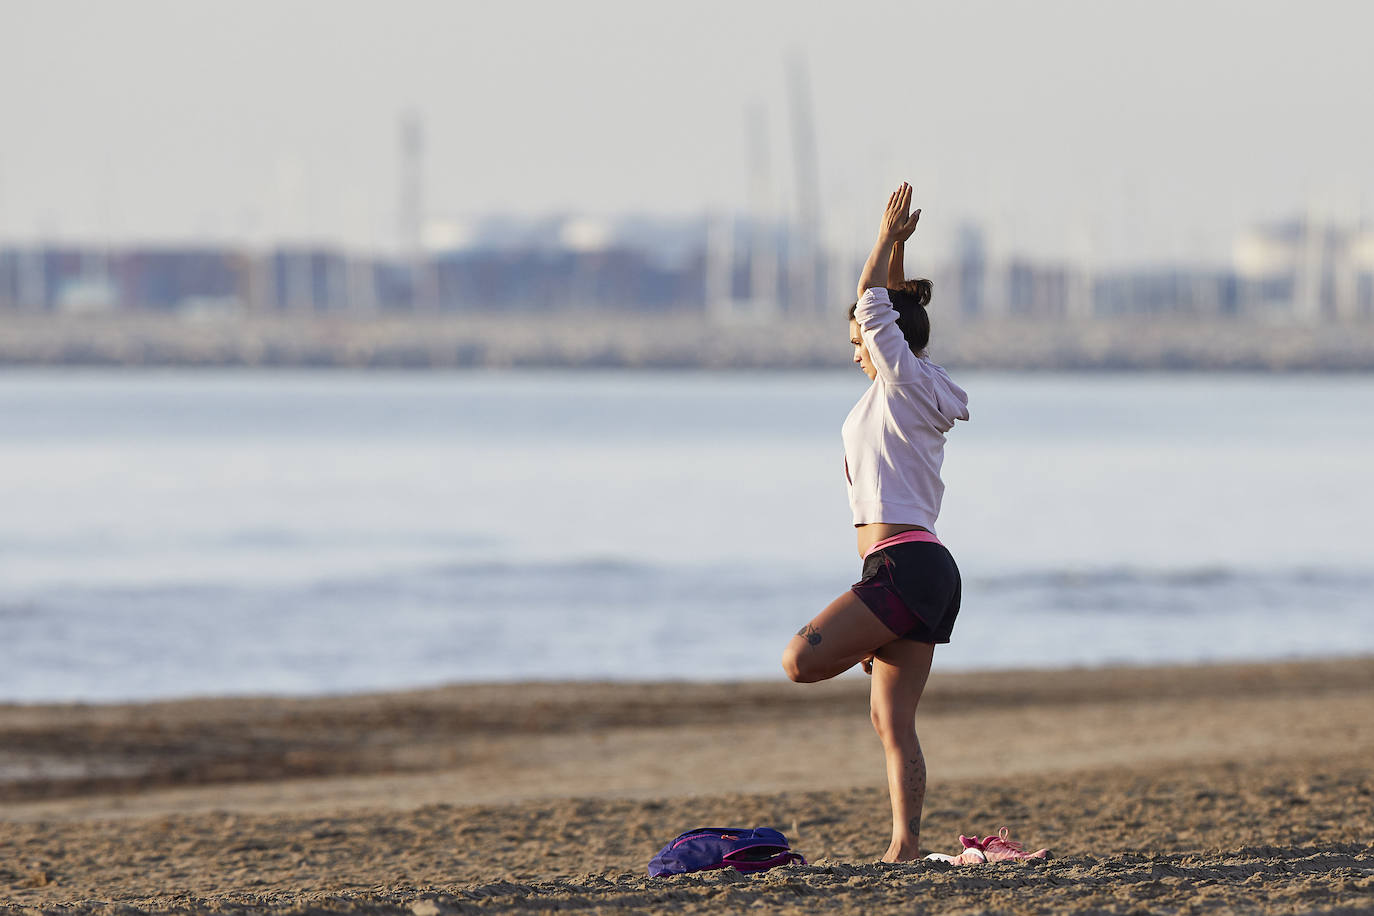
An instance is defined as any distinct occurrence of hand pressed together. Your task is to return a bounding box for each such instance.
[881,182,921,243]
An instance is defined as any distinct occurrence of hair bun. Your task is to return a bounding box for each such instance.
[892,278,932,309]
[887,280,933,353]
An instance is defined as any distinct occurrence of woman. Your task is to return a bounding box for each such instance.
[781,182,970,864]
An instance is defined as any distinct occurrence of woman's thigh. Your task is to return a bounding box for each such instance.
[783,590,900,683]
[870,638,935,729]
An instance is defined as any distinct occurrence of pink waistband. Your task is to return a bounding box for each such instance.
[863,529,942,560]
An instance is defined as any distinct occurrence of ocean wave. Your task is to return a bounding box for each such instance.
[3,556,836,613]
[4,559,1371,704]
[12,559,1370,614]
[0,527,496,556]
[0,600,40,621]
[973,566,1374,591]
[967,565,1374,617]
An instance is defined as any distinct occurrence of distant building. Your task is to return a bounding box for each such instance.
[953,225,986,318]
[1234,219,1374,321]
[1,213,1371,322]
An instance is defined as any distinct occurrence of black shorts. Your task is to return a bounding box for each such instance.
[850,541,962,644]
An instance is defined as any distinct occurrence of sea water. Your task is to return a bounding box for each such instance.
[1,369,1370,702]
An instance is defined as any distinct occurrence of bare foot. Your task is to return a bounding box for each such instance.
[880,839,923,863]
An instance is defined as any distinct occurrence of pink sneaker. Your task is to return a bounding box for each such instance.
[959,827,1050,862]
[924,847,987,865]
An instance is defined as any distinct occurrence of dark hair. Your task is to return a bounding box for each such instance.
[847,279,932,354]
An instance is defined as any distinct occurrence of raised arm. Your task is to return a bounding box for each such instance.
[853,183,925,382]
[888,190,921,287]
[888,240,906,288]
[857,182,921,298]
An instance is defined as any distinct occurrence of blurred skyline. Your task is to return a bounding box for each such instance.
[4,0,1374,268]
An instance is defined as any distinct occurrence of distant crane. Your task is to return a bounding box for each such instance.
[738,103,780,321]
[787,53,821,316]
[400,111,437,314]
[705,211,735,324]
[1297,203,1324,321]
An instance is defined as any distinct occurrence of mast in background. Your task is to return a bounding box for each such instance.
[400,111,436,314]
[786,53,821,316]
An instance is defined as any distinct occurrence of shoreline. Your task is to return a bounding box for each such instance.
[4,312,1374,371]
[3,656,1370,815]
[3,656,1372,914]
[7,648,1374,708]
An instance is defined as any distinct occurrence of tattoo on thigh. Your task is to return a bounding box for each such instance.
[797,624,822,647]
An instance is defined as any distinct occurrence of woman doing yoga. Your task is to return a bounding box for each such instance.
[781,182,970,864]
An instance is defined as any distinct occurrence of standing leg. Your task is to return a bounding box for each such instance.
[868,638,935,862]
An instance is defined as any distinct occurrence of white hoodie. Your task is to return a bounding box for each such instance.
[841,287,971,530]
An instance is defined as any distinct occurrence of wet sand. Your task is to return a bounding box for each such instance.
[2,657,1373,914]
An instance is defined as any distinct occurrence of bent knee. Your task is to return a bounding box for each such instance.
[781,644,824,684]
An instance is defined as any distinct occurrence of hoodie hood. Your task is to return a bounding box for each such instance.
[921,361,971,432]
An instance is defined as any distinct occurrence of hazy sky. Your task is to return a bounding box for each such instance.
[4,0,1372,265]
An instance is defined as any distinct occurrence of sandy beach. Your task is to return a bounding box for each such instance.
[3,657,1373,914]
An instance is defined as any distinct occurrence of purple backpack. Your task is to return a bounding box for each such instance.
[648,826,806,877]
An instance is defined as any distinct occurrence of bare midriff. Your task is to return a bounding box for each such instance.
[855,522,929,560]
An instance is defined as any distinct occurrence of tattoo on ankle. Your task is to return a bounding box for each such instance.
[908,816,921,835]
[797,624,822,647]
